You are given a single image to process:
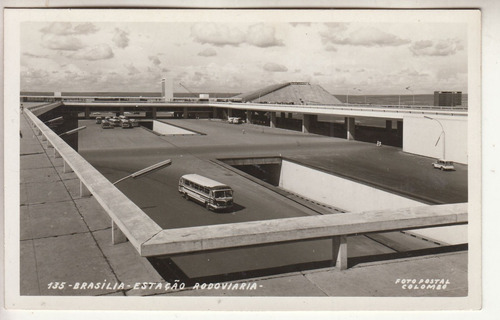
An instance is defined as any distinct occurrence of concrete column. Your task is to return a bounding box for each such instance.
[302,114,311,133]
[332,235,348,270]
[41,135,47,142]
[112,220,127,244]
[152,107,157,119]
[270,112,277,128]
[228,108,233,117]
[246,110,253,124]
[84,107,90,119]
[120,107,124,115]
[63,160,73,173]
[346,117,356,141]
[47,141,54,149]
[80,181,91,198]
[54,149,62,159]
[386,120,392,131]
[213,107,217,119]
[183,107,188,119]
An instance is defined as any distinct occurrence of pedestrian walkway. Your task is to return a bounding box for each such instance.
[19,113,468,297]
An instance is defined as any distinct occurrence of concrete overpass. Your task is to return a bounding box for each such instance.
[26,97,468,163]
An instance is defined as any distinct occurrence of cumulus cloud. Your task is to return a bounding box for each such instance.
[42,34,85,51]
[263,63,288,72]
[246,23,283,47]
[191,23,283,48]
[198,48,217,57]
[290,22,311,27]
[113,28,130,48]
[321,27,410,47]
[148,55,162,66]
[191,23,246,47]
[21,67,49,79]
[410,39,464,56]
[23,52,49,59]
[40,22,98,35]
[124,63,140,75]
[325,45,337,52]
[69,44,114,60]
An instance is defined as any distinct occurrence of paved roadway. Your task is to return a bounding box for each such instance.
[78,119,467,281]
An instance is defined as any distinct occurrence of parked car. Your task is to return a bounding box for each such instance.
[109,118,121,127]
[95,116,102,124]
[101,120,114,129]
[432,159,455,171]
[120,119,133,128]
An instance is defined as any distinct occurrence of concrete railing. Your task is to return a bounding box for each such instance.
[24,107,468,271]
[142,202,467,269]
[24,109,162,253]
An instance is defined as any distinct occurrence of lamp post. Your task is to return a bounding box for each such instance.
[113,159,172,185]
[424,116,445,159]
[44,116,64,124]
[58,126,86,137]
[406,86,415,105]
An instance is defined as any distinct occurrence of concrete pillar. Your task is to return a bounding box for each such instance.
[302,114,311,133]
[120,106,124,115]
[54,149,61,159]
[332,235,348,270]
[84,107,90,119]
[80,181,91,198]
[246,110,253,124]
[386,120,392,131]
[346,117,356,141]
[63,160,73,173]
[152,107,157,119]
[183,107,188,119]
[228,108,233,117]
[213,107,217,119]
[112,220,127,244]
[41,135,47,142]
[46,141,54,149]
[270,112,277,128]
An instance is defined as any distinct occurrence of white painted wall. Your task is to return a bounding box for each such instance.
[279,160,466,244]
[403,115,467,164]
[279,160,425,212]
[152,121,196,135]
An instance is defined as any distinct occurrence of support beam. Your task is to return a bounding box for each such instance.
[270,112,277,128]
[112,220,127,244]
[120,106,124,116]
[332,235,348,270]
[80,181,91,198]
[246,110,253,124]
[386,120,392,131]
[63,160,73,173]
[346,117,356,141]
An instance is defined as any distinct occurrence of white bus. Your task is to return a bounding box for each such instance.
[178,174,234,211]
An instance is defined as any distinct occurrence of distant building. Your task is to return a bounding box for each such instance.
[161,77,174,101]
[434,91,462,106]
[233,82,342,105]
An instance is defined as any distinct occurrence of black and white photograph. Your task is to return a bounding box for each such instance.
[2,2,493,316]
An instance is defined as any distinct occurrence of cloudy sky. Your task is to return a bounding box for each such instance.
[20,20,468,95]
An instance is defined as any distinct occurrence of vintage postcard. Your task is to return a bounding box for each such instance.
[3,6,482,314]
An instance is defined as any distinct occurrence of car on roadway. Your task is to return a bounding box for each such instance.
[101,120,114,129]
[432,159,455,171]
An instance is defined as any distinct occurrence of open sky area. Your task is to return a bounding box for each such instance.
[20,12,468,95]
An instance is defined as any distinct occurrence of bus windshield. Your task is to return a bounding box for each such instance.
[214,190,232,198]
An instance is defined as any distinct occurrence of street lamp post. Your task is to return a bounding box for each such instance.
[58,126,87,137]
[406,86,415,105]
[424,116,445,159]
[113,159,172,185]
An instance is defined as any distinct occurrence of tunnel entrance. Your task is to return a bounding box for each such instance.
[219,157,282,186]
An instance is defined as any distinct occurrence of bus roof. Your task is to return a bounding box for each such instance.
[181,174,231,189]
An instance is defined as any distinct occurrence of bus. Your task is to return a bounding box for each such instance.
[178,174,234,211]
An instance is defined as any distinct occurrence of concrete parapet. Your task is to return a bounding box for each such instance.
[141,202,467,269]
